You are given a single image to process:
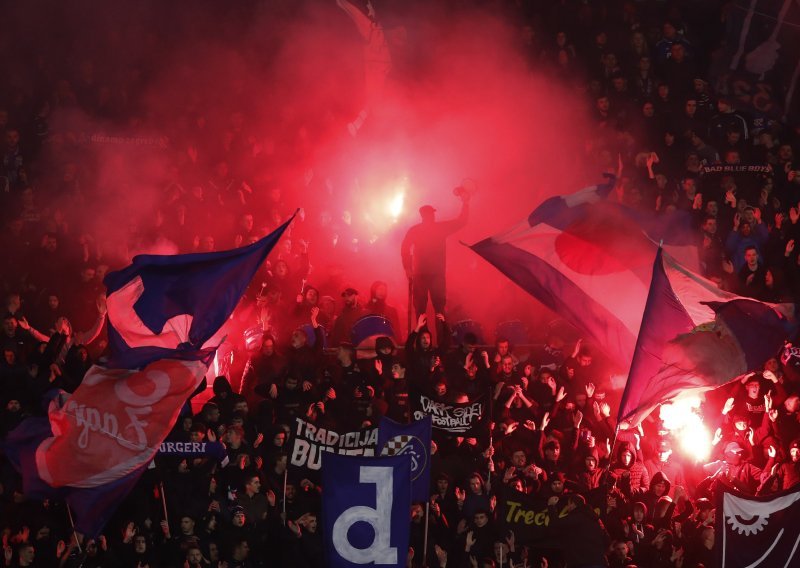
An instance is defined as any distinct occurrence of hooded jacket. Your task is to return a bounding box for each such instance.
[637,471,672,521]
[570,446,606,494]
[612,441,650,498]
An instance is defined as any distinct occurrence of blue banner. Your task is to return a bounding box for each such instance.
[322,453,411,568]
[377,416,431,502]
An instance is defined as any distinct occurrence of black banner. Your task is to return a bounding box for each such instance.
[716,481,800,567]
[701,164,771,175]
[499,490,554,542]
[411,393,488,436]
[288,417,378,480]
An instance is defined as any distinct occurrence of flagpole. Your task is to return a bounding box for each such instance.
[159,480,170,528]
[282,468,288,526]
[66,504,83,554]
[422,502,430,566]
[407,276,414,337]
[609,423,621,466]
[487,385,494,492]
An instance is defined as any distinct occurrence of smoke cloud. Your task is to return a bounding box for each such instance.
[9,0,611,342]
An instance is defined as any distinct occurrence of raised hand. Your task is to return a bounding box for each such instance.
[123,522,136,543]
[465,531,476,551]
[585,382,596,398]
[722,397,735,415]
[506,530,516,552]
[435,545,447,565]
[722,259,734,274]
[540,412,551,431]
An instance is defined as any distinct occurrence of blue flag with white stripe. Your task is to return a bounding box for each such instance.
[470,175,698,366]
[104,213,295,368]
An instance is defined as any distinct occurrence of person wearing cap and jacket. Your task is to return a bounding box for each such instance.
[330,287,366,347]
[698,441,765,496]
[401,190,469,318]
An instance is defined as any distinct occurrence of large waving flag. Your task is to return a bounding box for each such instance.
[618,248,796,427]
[105,212,295,369]
[470,175,697,365]
[4,356,211,535]
[717,482,800,567]
[4,215,294,535]
[322,453,411,568]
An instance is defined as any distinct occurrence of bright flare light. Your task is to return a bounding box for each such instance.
[388,191,405,220]
[659,396,712,462]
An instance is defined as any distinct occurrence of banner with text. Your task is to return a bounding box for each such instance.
[411,393,488,436]
[289,417,378,481]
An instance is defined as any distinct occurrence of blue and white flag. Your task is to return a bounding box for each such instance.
[619,248,795,427]
[4,214,295,537]
[104,213,295,369]
[470,175,698,366]
[323,453,411,568]
[377,416,431,502]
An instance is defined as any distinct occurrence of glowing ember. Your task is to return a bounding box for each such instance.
[659,397,712,462]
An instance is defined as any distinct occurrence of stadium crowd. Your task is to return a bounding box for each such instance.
[1,1,800,567]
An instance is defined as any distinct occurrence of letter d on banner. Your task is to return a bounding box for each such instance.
[322,453,412,567]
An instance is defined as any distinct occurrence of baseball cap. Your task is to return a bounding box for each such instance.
[725,441,745,454]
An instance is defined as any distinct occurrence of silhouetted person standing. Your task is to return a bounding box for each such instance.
[401,189,469,318]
